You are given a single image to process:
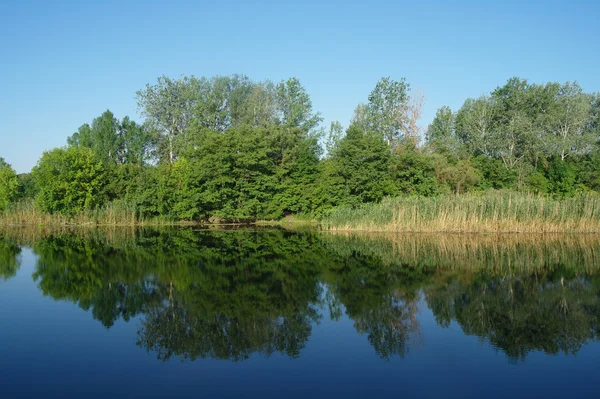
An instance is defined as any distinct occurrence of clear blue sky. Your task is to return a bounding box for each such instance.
[1,0,598,173]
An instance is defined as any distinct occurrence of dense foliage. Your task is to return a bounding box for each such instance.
[0,158,19,211]
[2,74,599,221]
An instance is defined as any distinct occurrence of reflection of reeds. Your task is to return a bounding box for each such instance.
[321,192,600,233]
[3,225,600,275]
[0,225,140,249]
[322,232,600,274]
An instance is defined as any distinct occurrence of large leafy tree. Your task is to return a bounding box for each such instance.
[276,77,322,133]
[68,110,120,164]
[455,96,496,157]
[192,74,251,132]
[136,75,201,164]
[32,147,107,215]
[233,81,278,127]
[330,124,396,205]
[365,77,410,146]
[67,111,152,166]
[0,159,19,211]
[547,82,594,160]
[176,124,321,219]
[117,116,153,165]
[426,106,461,155]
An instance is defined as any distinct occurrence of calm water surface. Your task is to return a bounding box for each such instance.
[0,228,599,398]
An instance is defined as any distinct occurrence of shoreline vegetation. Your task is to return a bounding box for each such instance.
[320,191,600,233]
[2,191,599,233]
[1,75,599,231]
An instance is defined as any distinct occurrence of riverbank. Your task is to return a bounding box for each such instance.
[3,192,600,233]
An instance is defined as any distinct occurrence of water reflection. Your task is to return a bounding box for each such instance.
[2,228,600,362]
[425,272,600,360]
[0,232,20,280]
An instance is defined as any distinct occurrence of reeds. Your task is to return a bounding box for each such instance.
[0,199,178,227]
[321,191,600,233]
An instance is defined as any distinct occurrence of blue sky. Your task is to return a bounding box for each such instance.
[1,0,599,173]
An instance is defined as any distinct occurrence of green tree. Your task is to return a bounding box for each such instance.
[472,155,518,189]
[426,106,461,155]
[366,77,410,146]
[32,147,107,215]
[0,161,19,211]
[455,96,496,157]
[68,110,120,164]
[192,74,251,132]
[117,116,153,165]
[390,148,438,196]
[547,82,594,161]
[179,124,321,219]
[276,77,322,133]
[16,173,37,200]
[231,81,278,128]
[137,75,201,163]
[545,157,580,197]
[324,120,344,157]
[489,78,539,170]
[331,124,396,205]
[431,155,480,194]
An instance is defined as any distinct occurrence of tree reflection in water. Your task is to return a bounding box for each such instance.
[2,227,599,362]
[0,233,20,281]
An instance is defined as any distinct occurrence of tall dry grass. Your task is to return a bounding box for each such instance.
[321,191,600,233]
[0,199,177,227]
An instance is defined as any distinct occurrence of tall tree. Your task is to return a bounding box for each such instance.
[455,96,496,157]
[331,124,396,204]
[117,116,152,165]
[365,77,410,146]
[350,103,370,134]
[137,75,200,163]
[32,147,107,215]
[324,121,344,157]
[490,77,538,169]
[0,161,19,211]
[548,82,594,160]
[426,106,458,155]
[68,111,151,165]
[233,82,278,127]
[67,110,120,164]
[276,77,322,133]
[193,75,247,132]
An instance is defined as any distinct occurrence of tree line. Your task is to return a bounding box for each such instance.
[1,74,599,221]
